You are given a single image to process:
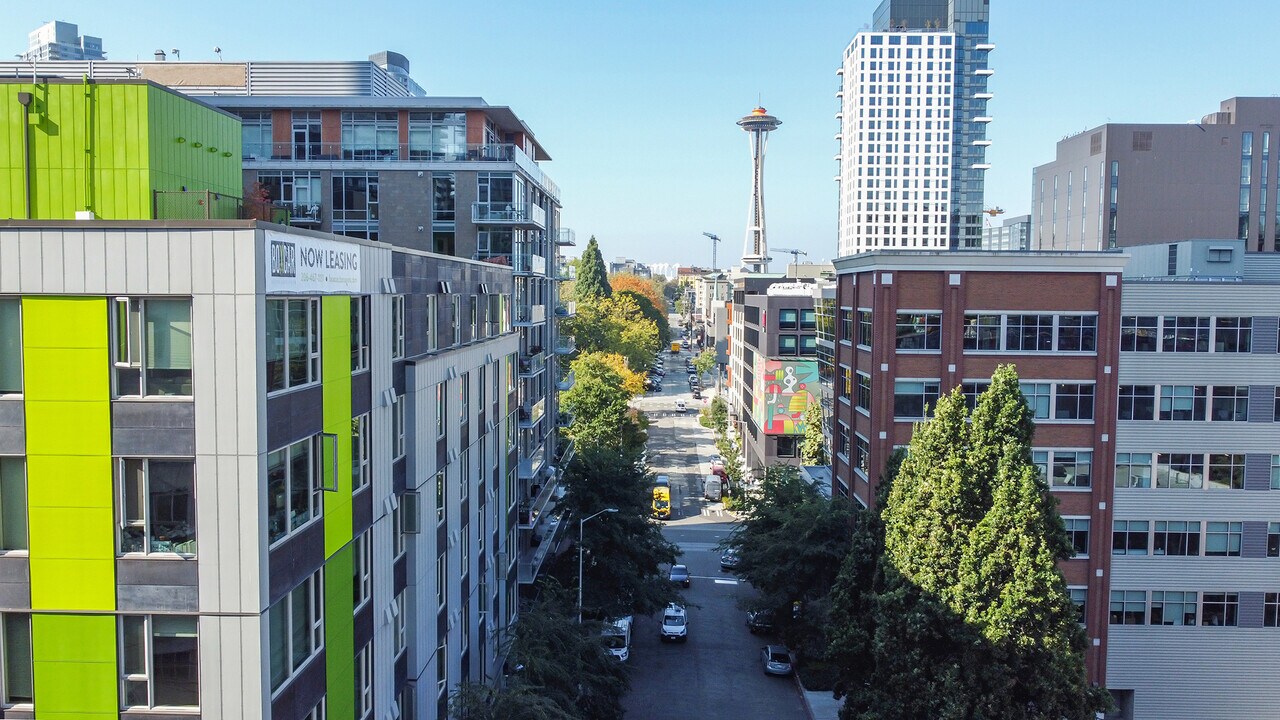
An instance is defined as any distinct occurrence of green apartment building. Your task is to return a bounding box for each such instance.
[0,79,526,719]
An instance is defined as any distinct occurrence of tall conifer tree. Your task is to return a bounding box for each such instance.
[574,236,612,302]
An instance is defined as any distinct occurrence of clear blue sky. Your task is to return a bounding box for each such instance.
[13,2,1280,267]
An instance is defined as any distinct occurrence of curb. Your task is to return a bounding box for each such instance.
[793,673,818,720]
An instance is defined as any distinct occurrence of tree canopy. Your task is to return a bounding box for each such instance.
[563,295,659,372]
[573,237,611,302]
[799,401,828,466]
[615,288,671,347]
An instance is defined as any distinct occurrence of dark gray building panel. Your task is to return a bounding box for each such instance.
[1252,316,1278,354]
[111,400,197,457]
[0,399,23,454]
[0,556,30,609]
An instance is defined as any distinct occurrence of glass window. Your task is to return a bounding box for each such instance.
[1273,455,1280,491]
[1112,520,1149,555]
[1019,382,1051,419]
[1109,590,1146,625]
[1207,454,1245,490]
[855,373,872,412]
[799,335,818,356]
[341,111,399,160]
[266,298,321,394]
[895,312,941,350]
[391,295,405,360]
[393,395,406,461]
[1156,453,1205,489]
[267,436,321,545]
[355,641,372,719]
[1051,451,1092,488]
[351,297,369,372]
[1056,315,1097,352]
[1267,522,1279,557]
[120,615,199,708]
[269,571,324,691]
[1005,314,1053,352]
[1201,592,1238,626]
[1053,384,1094,420]
[778,309,799,330]
[239,111,273,159]
[1,613,32,704]
[1120,315,1158,352]
[1210,386,1248,422]
[778,336,798,356]
[353,530,371,611]
[408,112,466,160]
[1162,316,1210,352]
[799,309,817,330]
[1214,317,1251,352]
[1205,522,1242,556]
[962,313,1000,351]
[1069,588,1087,624]
[1159,385,1206,421]
[1150,591,1197,626]
[118,459,196,555]
[112,298,193,397]
[394,592,407,656]
[856,310,872,347]
[1117,385,1155,420]
[893,380,939,419]
[1154,521,1201,556]
[1114,453,1152,489]
[1265,593,1279,627]
[0,300,20,394]
[352,414,371,492]
[332,172,380,223]
[435,471,446,525]
[0,458,27,552]
[393,497,406,560]
[1063,517,1090,557]
[436,384,446,439]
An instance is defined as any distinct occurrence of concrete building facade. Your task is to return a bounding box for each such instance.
[20,21,104,61]
[981,213,1030,250]
[1031,97,1280,253]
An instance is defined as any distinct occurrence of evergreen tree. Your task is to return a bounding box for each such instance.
[573,237,612,302]
[798,401,828,466]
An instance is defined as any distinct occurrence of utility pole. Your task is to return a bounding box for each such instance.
[701,232,721,271]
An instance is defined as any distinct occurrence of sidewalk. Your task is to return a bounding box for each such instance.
[799,685,843,720]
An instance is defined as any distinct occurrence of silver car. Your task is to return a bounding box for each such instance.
[761,645,793,676]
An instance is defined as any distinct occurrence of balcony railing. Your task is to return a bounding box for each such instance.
[518,475,559,530]
[280,202,322,225]
[554,438,576,469]
[555,228,577,247]
[471,202,545,229]
[518,398,546,429]
[556,370,575,392]
[153,190,247,220]
[554,302,576,318]
[554,339,576,355]
[518,507,566,584]
[556,411,574,428]
[514,304,546,327]
[518,354,546,378]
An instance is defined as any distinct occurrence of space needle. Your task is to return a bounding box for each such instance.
[737,106,781,273]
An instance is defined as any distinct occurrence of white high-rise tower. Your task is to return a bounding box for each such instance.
[738,106,781,273]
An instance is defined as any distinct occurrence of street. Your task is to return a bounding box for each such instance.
[620,340,808,720]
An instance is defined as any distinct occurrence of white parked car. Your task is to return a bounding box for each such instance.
[675,400,687,413]
[660,603,688,642]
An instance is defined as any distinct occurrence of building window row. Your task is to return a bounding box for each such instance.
[1118,384,1252,422]
[1114,452,1246,490]
[269,570,324,692]
[1112,520,1245,557]
[1121,315,1256,353]
[1032,449,1093,490]
[963,312,1097,353]
[777,308,817,331]
[1109,590,1239,627]
[121,615,199,709]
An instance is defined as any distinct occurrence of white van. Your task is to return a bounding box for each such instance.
[704,475,723,501]
[660,603,688,642]
[602,616,633,661]
[675,399,687,413]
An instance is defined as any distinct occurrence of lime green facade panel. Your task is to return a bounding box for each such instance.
[1,81,241,220]
[31,614,118,718]
[324,547,356,720]
[321,295,353,558]
[21,297,115,612]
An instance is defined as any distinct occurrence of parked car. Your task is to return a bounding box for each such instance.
[747,609,775,634]
[761,645,793,676]
[719,547,739,571]
[692,389,702,400]
[669,564,691,588]
[675,400,687,413]
[660,603,688,642]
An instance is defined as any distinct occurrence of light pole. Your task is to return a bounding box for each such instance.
[577,507,618,624]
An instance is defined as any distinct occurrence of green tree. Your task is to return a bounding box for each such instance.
[573,237,611,302]
[698,395,728,432]
[692,347,716,380]
[449,681,577,720]
[564,295,659,373]
[561,353,633,452]
[554,446,682,619]
[798,401,828,466]
[616,289,670,347]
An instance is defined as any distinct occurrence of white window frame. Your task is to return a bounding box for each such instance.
[436,553,447,606]
[269,570,325,694]
[266,436,323,548]
[393,592,407,658]
[266,297,321,395]
[393,394,406,461]
[354,530,372,612]
[960,311,1099,355]
[426,295,439,351]
[394,498,407,560]
[353,413,371,492]
[356,641,373,719]
[0,458,28,554]
[110,297,195,398]
[391,294,405,360]
[1062,516,1091,557]
[116,458,197,557]
[893,310,942,352]
[351,296,370,373]
[119,614,199,710]
[892,378,941,420]
[0,612,32,706]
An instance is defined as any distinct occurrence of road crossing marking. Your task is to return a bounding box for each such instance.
[713,578,739,585]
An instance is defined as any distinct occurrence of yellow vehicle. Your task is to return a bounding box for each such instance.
[670,341,681,354]
[652,486,671,520]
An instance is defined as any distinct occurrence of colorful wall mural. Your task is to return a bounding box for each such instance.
[752,358,819,435]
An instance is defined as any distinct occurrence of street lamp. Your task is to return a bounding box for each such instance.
[577,507,618,623]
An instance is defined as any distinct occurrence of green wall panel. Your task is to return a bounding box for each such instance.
[21,297,115,612]
[1,82,242,220]
[323,547,356,720]
[321,295,353,558]
[31,614,118,719]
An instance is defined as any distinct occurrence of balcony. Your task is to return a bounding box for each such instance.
[555,263,574,281]
[553,438,576,469]
[556,411,574,429]
[554,301,576,318]
[518,398,546,430]
[974,68,995,76]
[518,443,546,481]
[555,228,577,247]
[518,507,566,585]
[472,202,545,229]
[973,116,994,123]
[518,354,546,378]
[280,202,322,225]
[554,339,576,356]
[974,43,996,51]
[971,139,993,147]
[518,473,560,530]
[557,370,575,393]
[973,92,994,100]
[514,304,546,327]
[475,249,547,276]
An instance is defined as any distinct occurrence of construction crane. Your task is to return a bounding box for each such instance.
[701,232,722,270]
[772,247,809,267]
[982,207,1006,229]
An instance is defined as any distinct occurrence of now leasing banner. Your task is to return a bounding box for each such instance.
[265,230,363,294]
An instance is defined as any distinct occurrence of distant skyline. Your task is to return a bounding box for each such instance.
[10,2,1280,267]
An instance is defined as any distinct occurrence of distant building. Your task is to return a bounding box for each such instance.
[21,20,104,61]
[836,0,994,255]
[982,213,1030,250]
[609,257,651,277]
[1031,97,1280,253]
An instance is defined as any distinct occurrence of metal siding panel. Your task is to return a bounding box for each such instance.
[1238,591,1264,628]
[241,454,264,613]
[17,232,42,293]
[1247,386,1274,424]
[38,232,64,292]
[198,615,223,720]
[234,228,256,296]
[1116,421,1279,454]
[214,453,243,612]
[0,230,21,292]
[104,230,128,291]
[1113,488,1280,522]
[1252,316,1278,354]
[124,229,149,294]
[1118,353,1280,384]
[167,231,192,295]
[195,453,222,614]
[1122,283,1280,316]
[1240,521,1269,559]
[146,232,170,294]
[80,229,107,295]
[190,230,216,295]
[213,293,240,456]
[1244,453,1273,491]
[1107,627,1280,720]
[212,228,237,295]
[235,293,260,455]
[61,230,86,294]
[191,294,219,461]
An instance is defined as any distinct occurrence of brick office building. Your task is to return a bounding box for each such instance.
[830,250,1126,685]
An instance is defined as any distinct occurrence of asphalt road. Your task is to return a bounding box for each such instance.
[620,343,808,720]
